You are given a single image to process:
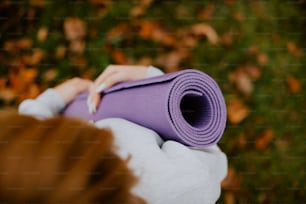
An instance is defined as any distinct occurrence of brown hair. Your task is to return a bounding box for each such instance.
[0,112,145,204]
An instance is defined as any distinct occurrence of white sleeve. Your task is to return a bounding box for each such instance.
[95,118,227,204]
[18,89,66,119]
[146,66,164,78]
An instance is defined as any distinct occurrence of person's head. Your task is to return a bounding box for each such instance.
[0,112,145,204]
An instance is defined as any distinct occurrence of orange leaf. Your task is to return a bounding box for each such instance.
[17,38,32,49]
[222,167,241,190]
[138,21,156,39]
[111,49,126,64]
[30,49,44,65]
[30,0,46,7]
[37,27,48,42]
[198,4,214,20]
[255,129,274,151]
[191,23,219,44]
[69,40,85,54]
[227,98,249,124]
[55,45,66,59]
[287,42,302,57]
[64,17,86,41]
[0,88,17,102]
[229,69,253,96]
[286,76,301,94]
[257,53,268,66]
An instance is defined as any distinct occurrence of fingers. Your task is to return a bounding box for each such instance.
[86,65,149,114]
[54,78,92,105]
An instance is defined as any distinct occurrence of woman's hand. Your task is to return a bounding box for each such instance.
[87,65,149,114]
[54,77,91,105]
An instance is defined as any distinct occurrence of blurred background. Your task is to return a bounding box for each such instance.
[0,0,305,203]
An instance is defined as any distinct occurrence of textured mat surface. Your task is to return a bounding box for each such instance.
[63,69,227,147]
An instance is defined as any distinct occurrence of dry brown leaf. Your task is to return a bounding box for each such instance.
[232,12,244,21]
[238,134,247,149]
[245,65,261,80]
[152,29,176,46]
[25,83,40,99]
[0,88,17,102]
[257,53,268,66]
[286,76,301,94]
[64,17,86,41]
[30,0,46,7]
[43,69,58,82]
[229,69,253,96]
[30,49,44,65]
[192,23,219,44]
[4,41,16,53]
[222,167,241,190]
[111,49,126,64]
[0,78,6,89]
[255,129,274,151]
[287,42,302,58]
[227,98,249,124]
[224,192,235,204]
[17,38,33,49]
[138,21,156,39]
[70,40,85,54]
[21,68,37,83]
[198,4,214,20]
[55,45,66,59]
[71,56,87,69]
[37,27,48,42]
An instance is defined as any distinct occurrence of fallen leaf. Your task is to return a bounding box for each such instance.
[138,21,156,39]
[286,75,301,94]
[37,27,48,42]
[17,38,33,49]
[245,65,261,80]
[232,12,244,21]
[64,17,86,41]
[198,4,214,20]
[55,45,66,59]
[0,78,7,89]
[227,98,249,124]
[30,49,44,65]
[71,56,87,69]
[238,134,247,149]
[224,192,235,204]
[257,52,268,66]
[229,69,253,96]
[255,129,274,151]
[287,42,302,58]
[191,23,219,44]
[111,49,126,64]
[4,41,16,53]
[70,40,85,54]
[30,0,46,7]
[21,68,37,83]
[222,167,241,190]
[0,88,17,102]
[43,69,58,82]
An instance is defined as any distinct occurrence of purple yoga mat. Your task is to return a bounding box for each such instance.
[63,69,227,147]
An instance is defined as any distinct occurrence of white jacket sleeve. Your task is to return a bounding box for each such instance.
[18,89,66,119]
[95,118,227,204]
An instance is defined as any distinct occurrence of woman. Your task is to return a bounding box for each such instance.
[18,65,227,204]
[0,113,145,204]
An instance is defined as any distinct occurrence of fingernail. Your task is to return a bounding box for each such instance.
[91,102,96,114]
[95,83,106,93]
[87,97,95,114]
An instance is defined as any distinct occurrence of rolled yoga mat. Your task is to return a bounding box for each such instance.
[63,69,227,147]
